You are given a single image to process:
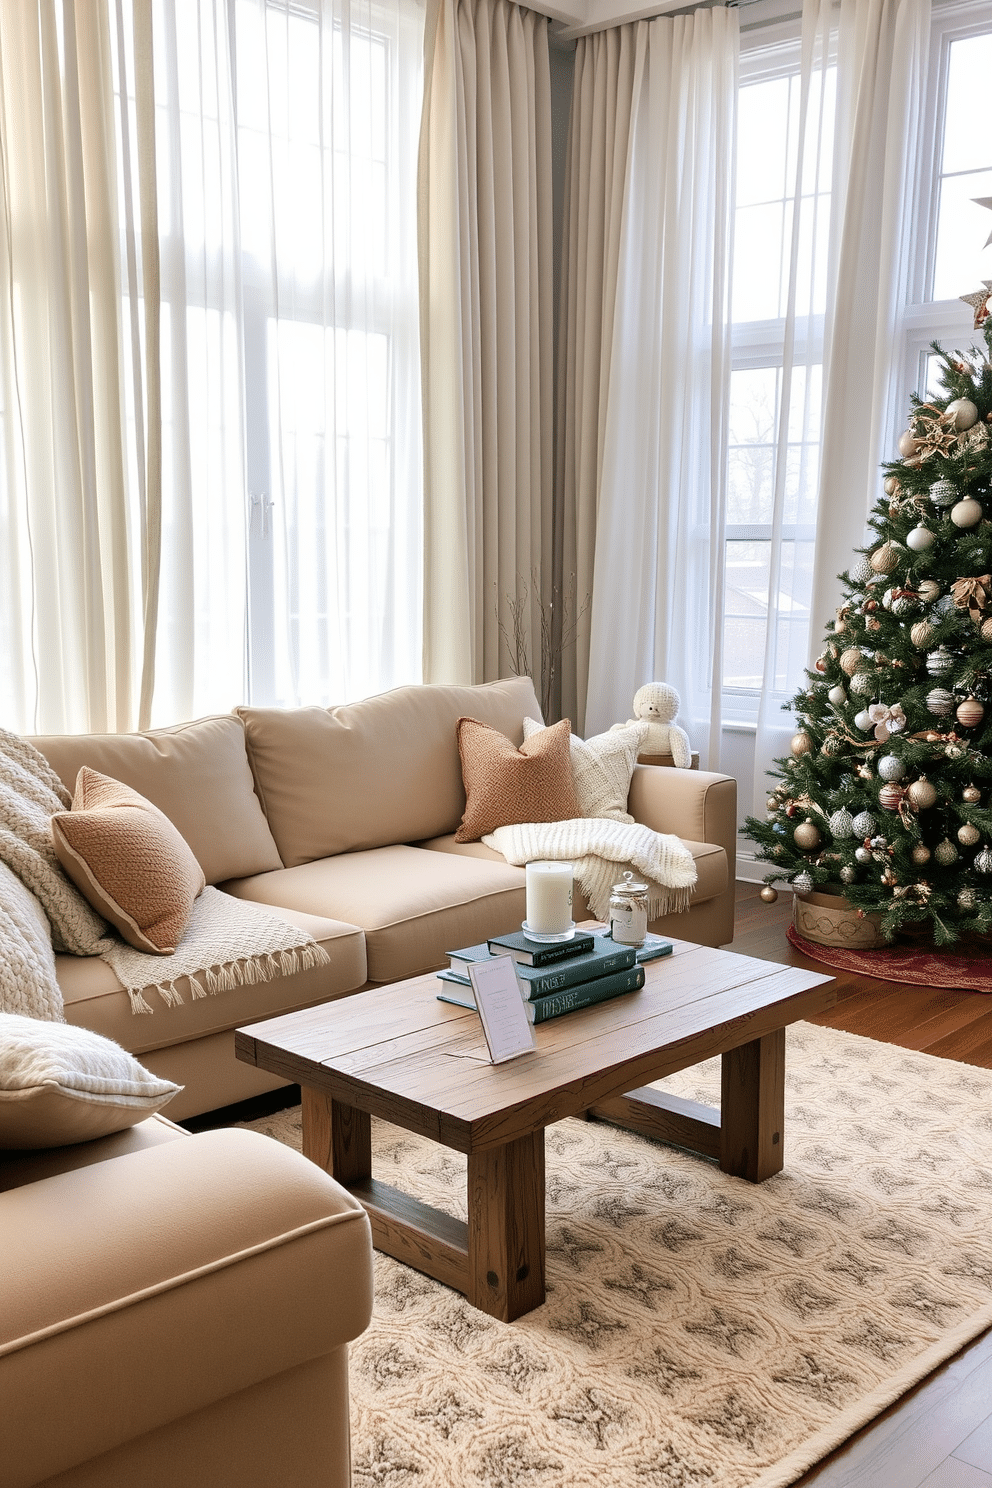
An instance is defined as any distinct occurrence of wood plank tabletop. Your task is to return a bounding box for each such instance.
[237,938,835,1152]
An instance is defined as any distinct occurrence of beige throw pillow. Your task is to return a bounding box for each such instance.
[51,768,205,955]
[523,717,646,823]
[455,717,580,842]
[0,1012,181,1148]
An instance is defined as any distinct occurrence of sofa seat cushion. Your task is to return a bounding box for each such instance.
[417,834,728,914]
[55,907,366,1057]
[222,845,526,983]
[32,716,282,886]
[0,1129,373,1488]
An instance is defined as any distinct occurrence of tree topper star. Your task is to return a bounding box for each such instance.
[960,280,992,330]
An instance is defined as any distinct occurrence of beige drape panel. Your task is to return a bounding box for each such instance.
[552,27,638,730]
[419,0,554,699]
[0,1,160,733]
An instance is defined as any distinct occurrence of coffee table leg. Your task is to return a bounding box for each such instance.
[302,1086,371,1183]
[720,1028,785,1182]
[467,1130,545,1322]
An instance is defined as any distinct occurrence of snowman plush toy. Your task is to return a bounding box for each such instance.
[611,682,692,768]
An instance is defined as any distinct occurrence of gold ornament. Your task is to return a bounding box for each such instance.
[945,397,980,431]
[869,542,901,575]
[791,731,813,757]
[839,648,863,676]
[793,821,822,850]
[883,476,901,496]
[982,617,992,642]
[911,843,932,865]
[956,697,985,728]
[766,796,779,813]
[958,823,981,846]
[911,620,936,648]
[759,885,779,904]
[951,498,983,528]
[897,430,920,457]
[881,866,898,887]
[918,580,941,603]
[963,785,982,804]
[907,778,937,810]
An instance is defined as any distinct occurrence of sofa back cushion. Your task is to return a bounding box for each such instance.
[31,716,282,885]
[237,676,543,866]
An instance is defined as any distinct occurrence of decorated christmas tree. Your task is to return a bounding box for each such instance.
[744,303,992,945]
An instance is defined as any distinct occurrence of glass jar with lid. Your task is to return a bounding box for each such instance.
[609,871,649,946]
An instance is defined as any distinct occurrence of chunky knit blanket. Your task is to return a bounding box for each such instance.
[0,727,328,1017]
[484,817,698,921]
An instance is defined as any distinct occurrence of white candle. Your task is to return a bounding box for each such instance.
[525,861,573,934]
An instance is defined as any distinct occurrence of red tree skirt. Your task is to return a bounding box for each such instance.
[786,924,992,993]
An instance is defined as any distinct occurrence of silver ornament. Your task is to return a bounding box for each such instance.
[828,808,854,838]
[946,743,967,760]
[792,871,814,894]
[850,672,875,695]
[926,646,955,676]
[926,688,955,715]
[878,755,905,781]
[854,709,874,732]
[850,556,874,585]
[958,887,978,910]
[933,596,957,618]
[934,838,959,866]
[827,684,847,706]
[977,847,992,875]
[840,864,857,884]
[869,835,888,849]
[851,812,876,837]
[929,478,957,508]
[855,846,872,863]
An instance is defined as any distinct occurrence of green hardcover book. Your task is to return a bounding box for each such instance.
[527,963,645,1023]
[443,934,636,998]
[437,963,645,1023]
[485,928,595,966]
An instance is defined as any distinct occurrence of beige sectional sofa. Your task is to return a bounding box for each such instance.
[29,675,737,1121]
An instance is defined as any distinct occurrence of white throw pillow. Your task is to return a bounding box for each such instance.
[522,717,646,824]
[0,1012,181,1149]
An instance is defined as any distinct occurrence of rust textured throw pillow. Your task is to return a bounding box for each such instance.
[455,717,580,842]
[51,768,206,954]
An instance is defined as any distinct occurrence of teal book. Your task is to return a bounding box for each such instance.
[444,933,636,999]
[436,963,645,1023]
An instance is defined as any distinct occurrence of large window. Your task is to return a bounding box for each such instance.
[723,1,992,719]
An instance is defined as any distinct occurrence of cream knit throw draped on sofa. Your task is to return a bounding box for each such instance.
[484,818,698,920]
[0,729,328,1017]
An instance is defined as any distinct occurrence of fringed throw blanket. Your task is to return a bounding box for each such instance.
[484,817,698,921]
[0,726,328,1017]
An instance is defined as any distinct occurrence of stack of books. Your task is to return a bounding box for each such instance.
[436,928,673,1025]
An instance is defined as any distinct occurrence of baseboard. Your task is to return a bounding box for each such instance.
[735,853,768,885]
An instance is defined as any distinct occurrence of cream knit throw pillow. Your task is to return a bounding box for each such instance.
[523,717,646,824]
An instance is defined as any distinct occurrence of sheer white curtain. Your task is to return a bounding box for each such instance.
[583,7,737,766]
[751,0,930,806]
[0,0,424,736]
[0,3,151,734]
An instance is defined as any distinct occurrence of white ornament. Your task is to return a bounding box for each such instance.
[854,709,874,732]
[792,871,814,894]
[945,397,979,431]
[906,526,935,552]
[840,865,857,884]
[926,647,955,677]
[855,846,872,863]
[878,755,905,781]
[827,684,847,706]
[849,555,874,585]
[851,673,875,695]
[926,688,955,715]
[951,498,983,528]
[851,812,876,837]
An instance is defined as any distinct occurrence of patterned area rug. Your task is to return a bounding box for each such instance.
[786,924,992,991]
[242,1023,992,1488]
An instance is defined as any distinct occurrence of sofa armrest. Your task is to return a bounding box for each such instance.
[628,764,738,872]
[0,1128,373,1488]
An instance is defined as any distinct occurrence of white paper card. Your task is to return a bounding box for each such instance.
[468,955,536,1064]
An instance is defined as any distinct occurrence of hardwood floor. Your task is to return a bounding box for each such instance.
[731,881,992,1487]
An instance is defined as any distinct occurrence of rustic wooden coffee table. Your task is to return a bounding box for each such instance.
[235,937,833,1321]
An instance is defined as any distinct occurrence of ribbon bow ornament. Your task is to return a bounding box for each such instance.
[868,702,907,742]
[951,574,991,624]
